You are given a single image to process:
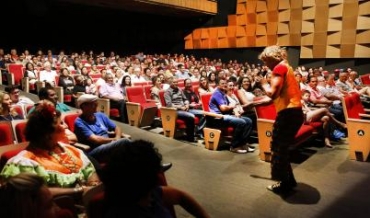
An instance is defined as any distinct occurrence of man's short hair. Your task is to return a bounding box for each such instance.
[4,85,21,93]
[38,87,54,100]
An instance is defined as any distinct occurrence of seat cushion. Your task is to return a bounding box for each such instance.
[294,125,314,143]
[110,109,120,117]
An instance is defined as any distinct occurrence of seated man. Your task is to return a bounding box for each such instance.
[28,87,71,115]
[336,71,370,97]
[99,73,127,123]
[209,78,254,154]
[74,94,131,161]
[164,79,205,142]
[5,85,35,117]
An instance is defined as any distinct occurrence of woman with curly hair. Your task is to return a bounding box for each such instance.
[1,101,101,196]
[259,45,303,195]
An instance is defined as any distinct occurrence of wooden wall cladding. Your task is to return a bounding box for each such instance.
[184,0,370,58]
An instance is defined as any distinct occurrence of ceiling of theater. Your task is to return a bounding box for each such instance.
[54,0,215,17]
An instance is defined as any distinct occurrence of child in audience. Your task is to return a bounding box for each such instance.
[85,78,97,95]
[301,90,346,148]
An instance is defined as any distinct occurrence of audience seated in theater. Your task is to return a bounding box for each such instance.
[0,91,24,121]
[226,80,245,118]
[190,67,201,82]
[72,75,87,96]
[1,101,101,197]
[89,64,100,74]
[348,71,364,89]
[183,78,202,110]
[209,78,254,154]
[162,70,174,91]
[85,78,97,95]
[207,72,217,88]
[120,75,132,101]
[237,76,256,108]
[0,173,75,218]
[294,71,307,90]
[99,73,127,123]
[24,62,39,87]
[305,76,345,122]
[5,85,35,106]
[336,71,370,97]
[102,139,210,218]
[58,68,75,95]
[28,87,71,115]
[142,67,152,81]
[316,75,343,103]
[74,94,131,161]
[131,67,146,83]
[39,61,57,87]
[164,79,205,142]
[175,64,190,79]
[80,66,92,82]
[198,76,214,94]
[301,90,347,148]
[151,75,162,107]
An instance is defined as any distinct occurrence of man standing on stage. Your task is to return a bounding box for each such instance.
[259,46,303,195]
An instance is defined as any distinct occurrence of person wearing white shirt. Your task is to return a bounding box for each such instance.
[131,67,146,84]
[99,73,127,123]
[39,61,57,87]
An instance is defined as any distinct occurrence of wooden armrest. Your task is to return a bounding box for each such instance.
[203,111,224,119]
[359,113,370,118]
[146,99,158,103]
[73,143,91,151]
[257,118,275,123]
[126,102,140,106]
[347,118,370,124]
[160,106,177,111]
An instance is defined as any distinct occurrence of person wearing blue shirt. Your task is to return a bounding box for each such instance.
[209,77,254,154]
[74,94,131,161]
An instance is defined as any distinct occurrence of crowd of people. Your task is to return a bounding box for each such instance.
[0,46,367,216]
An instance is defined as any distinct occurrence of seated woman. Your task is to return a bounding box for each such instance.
[24,62,39,91]
[0,173,74,218]
[1,101,101,196]
[0,91,23,120]
[102,139,210,218]
[150,75,162,107]
[120,75,132,101]
[226,80,245,118]
[198,76,214,95]
[237,76,257,110]
[58,68,75,95]
[301,90,347,148]
[207,72,217,88]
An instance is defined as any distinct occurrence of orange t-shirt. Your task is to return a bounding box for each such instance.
[272,63,302,112]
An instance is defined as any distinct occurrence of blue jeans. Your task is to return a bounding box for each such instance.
[88,138,131,161]
[222,115,253,148]
[188,109,206,134]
